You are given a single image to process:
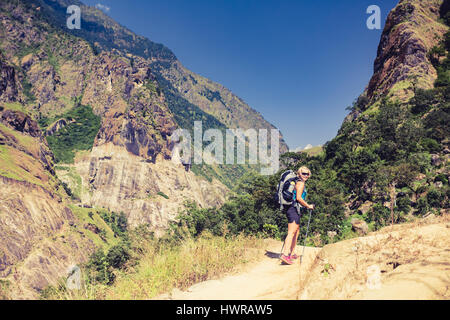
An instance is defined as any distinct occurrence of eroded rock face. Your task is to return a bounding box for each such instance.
[0,56,20,103]
[0,110,98,299]
[57,144,228,236]
[366,0,447,103]
[1,109,41,137]
[0,176,98,299]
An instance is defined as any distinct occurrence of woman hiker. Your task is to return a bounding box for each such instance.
[280,166,314,265]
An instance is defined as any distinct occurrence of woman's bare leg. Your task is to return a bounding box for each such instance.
[290,226,300,255]
[282,222,299,256]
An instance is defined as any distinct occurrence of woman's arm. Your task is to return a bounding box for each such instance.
[296,180,314,209]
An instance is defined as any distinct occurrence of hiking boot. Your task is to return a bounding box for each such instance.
[280,254,293,265]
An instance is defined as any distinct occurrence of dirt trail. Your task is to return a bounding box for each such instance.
[161,240,321,300]
[159,215,450,300]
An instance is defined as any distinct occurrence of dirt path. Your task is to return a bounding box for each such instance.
[158,215,450,300]
[161,240,321,300]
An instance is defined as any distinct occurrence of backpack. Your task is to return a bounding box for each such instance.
[276,170,299,209]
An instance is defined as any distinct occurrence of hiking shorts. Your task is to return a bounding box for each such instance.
[286,205,300,225]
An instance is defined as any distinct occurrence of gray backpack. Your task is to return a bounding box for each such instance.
[276,170,299,209]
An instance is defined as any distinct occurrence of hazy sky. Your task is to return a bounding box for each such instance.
[82,0,398,150]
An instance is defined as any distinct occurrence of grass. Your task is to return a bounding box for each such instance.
[57,167,84,200]
[0,280,11,300]
[0,144,47,187]
[1,102,30,115]
[68,205,120,249]
[40,232,266,300]
[302,146,324,156]
[157,191,169,199]
[0,122,36,151]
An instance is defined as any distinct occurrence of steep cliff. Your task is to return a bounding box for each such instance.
[0,0,229,298]
[367,0,447,103]
[345,0,447,122]
[0,101,104,299]
[364,0,447,108]
[56,144,228,234]
[30,0,288,153]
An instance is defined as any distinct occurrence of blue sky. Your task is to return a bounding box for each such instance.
[82,0,398,150]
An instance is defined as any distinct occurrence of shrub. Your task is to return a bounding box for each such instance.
[416,197,429,215]
[61,181,73,198]
[85,242,130,285]
[86,250,115,285]
[368,203,390,230]
[100,211,128,239]
[411,89,436,114]
[427,189,444,208]
[263,224,279,238]
[106,243,130,270]
[420,138,441,153]
[396,196,411,214]
[434,174,448,185]
[45,104,101,163]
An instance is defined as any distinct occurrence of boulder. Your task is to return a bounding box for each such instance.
[358,201,373,215]
[431,154,442,166]
[434,181,443,188]
[351,218,369,235]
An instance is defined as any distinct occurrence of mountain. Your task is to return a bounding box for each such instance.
[31,0,289,149]
[0,0,285,298]
[279,0,449,240]
[346,0,448,122]
[0,0,448,299]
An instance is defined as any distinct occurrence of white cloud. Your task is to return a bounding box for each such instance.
[95,3,111,13]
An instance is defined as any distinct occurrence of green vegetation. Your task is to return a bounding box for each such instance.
[157,191,169,199]
[0,279,11,300]
[99,211,128,239]
[1,102,30,115]
[68,205,121,248]
[39,205,131,297]
[40,104,101,163]
[40,210,265,300]
[0,144,46,187]
[168,3,450,245]
[173,165,346,245]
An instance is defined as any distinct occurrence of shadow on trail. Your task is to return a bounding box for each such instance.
[265,251,281,259]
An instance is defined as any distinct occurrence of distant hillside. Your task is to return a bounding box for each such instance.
[207,0,449,255]
[32,0,289,151]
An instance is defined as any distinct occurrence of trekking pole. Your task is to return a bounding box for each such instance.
[300,208,313,264]
[279,238,285,258]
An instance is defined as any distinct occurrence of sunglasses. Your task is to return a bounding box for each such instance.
[301,172,310,177]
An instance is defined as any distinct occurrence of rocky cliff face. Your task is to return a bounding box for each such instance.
[366,0,447,104]
[0,105,99,299]
[31,0,288,154]
[56,144,228,236]
[152,60,289,154]
[0,55,21,103]
[0,0,231,298]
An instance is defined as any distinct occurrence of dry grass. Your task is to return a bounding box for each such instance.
[298,214,450,299]
[43,232,266,300]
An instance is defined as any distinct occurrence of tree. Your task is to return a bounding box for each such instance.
[374,163,418,225]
